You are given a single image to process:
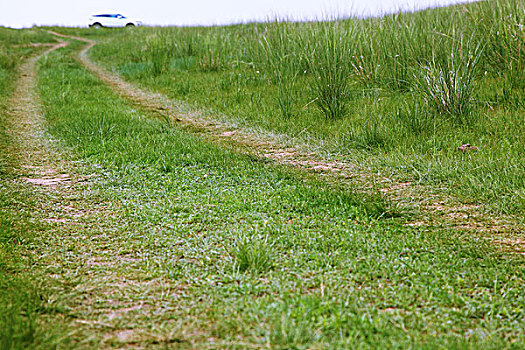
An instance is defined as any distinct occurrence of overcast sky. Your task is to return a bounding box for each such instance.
[1,0,476,28]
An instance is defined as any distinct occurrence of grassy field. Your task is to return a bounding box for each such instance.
[62,0,525,216]
[1,0,524,348]
[36,35,525,348]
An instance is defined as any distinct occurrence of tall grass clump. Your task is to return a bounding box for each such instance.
[416,34,483,120]
[0,44,17,72]
[307,22,355,119]
[0,39,23,106]
[377,11,448,90]
[351,6,471,91]
[393,100,435,135]
[354,14,420,91]
[198,30,234,72]
[231,233,273,273]
[481,0,525,88]
[199,46,223,72]
[259,22,304,118]
[145,32,176,76]
[0,44,16,95]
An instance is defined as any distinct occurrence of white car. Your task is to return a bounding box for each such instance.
[89,14,142,28]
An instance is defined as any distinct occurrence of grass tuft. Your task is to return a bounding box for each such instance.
[307,22,354,119]
[231,233,273,273]
[416,34,483,120]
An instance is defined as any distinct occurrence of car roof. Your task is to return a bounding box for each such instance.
[92,14,125,17]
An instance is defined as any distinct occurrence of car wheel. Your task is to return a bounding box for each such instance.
[91,23,103,28]
[125,23,135,27]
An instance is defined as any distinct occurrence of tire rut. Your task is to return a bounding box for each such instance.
[5,40,68,171]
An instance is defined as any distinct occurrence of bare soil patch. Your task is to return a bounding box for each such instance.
[23,173,72,187]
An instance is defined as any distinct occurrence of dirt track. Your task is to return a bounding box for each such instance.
[46,31,525,245]
[6,40,67,169]
[4,37,182,347]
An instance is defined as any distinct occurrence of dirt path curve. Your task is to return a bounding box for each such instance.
[4,38,190,347]
[47,32,363,178]
[47,32,524,243]
[5,40,67,172]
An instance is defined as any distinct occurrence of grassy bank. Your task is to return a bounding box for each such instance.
[29,37,525,347]
[65,0,525,216]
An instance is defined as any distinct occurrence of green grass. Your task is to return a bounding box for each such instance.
[74,0,525,216]
[0,187,71,349]
[0,27,56,46]
[23,37,525,348]
[0,33,69,349]
[0,1,522,347]
[0,28,56,102]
